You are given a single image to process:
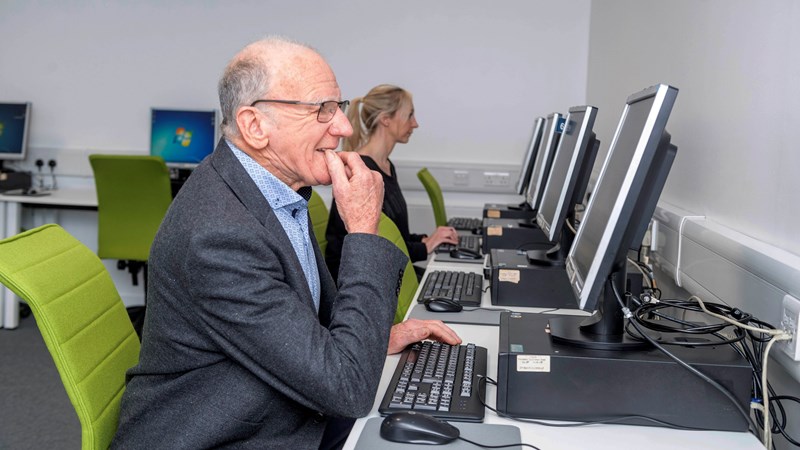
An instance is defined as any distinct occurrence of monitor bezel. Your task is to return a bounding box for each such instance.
[149,107,218,169]
[515,117,546,196]
[535,105,598,241]
[0,102,32,162]
[565,84,678,311]
[525,112,562,210]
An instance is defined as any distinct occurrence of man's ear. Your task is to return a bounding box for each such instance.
[236,107,270,148]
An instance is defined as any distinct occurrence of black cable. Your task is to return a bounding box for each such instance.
[462,306,512,313]
[457,435,540,449]
[613,282,758,434]
[475,375,716,431]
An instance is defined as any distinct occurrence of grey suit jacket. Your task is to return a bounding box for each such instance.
[112,140,407,449]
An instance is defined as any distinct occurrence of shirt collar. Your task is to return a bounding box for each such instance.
[227,139,307,210]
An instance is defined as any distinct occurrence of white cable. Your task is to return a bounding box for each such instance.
[675,215,705,287]
[690,295,792,447]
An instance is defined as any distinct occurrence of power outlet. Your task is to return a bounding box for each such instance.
[780,294,800,361]
[483,171,511,187]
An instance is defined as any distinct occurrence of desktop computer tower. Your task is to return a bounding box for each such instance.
[0,171,32,192]
[496,312,752,432]
[489,249,575,308]
[481,218,551,254]
[483,203,538,220]
[489,249,644,308]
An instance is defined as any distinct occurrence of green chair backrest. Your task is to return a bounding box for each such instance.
[0,224,141,450]
[417,168,447,227]
[308,190,329,255]
[378,213,419,324]
[89,155,173,262]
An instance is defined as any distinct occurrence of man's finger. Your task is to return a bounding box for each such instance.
[324,150,349,185]
[338,151,371,177]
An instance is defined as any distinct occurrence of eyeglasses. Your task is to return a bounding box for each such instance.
[250,99,349,123]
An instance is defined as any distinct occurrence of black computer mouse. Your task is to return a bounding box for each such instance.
[380,411,460,445]
[424,298,463,313]
[450,248,481,260]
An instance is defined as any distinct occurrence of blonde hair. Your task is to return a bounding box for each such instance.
[343,84,411,152]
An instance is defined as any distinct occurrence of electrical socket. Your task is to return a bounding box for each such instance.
[780,294,800,361]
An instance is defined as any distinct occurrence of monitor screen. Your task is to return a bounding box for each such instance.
[535,106,598,242]
[515,117,546,196]
[0,102,31,162]
[150,108,217,168]
[525,112,562,210]
[566,84,678,313]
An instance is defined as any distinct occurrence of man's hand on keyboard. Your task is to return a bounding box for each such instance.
[387,318,462,355]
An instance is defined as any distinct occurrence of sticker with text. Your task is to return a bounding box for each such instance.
[498,269,520,284]
[516,355,551,372]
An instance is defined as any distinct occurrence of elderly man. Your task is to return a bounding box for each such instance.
[112,37,460,449]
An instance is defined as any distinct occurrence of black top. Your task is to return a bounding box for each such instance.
[325,155,427,281]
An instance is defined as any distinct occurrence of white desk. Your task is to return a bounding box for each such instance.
[343,258,763,450]
[0,187,97,328]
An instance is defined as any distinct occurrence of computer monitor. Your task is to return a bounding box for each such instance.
[554,84,679,350]
[0,102,32,172]
[535,106,599,246]
[514,117,546,197]
[150,108,217,168]
[524,112,562,210]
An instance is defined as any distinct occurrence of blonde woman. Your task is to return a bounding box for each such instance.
[325,84,458,281]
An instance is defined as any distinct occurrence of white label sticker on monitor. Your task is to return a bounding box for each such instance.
[487,209,500,218]
[517,355,550,372]
[498,269,520,284]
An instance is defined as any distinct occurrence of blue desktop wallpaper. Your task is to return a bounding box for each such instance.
[0,103,29,155]
[150,109,217,165]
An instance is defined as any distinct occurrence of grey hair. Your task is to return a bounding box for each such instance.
[217,36,318,138]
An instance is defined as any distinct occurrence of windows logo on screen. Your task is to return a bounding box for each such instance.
[173,127,193,147]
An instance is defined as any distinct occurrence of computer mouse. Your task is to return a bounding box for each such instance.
[424,298,463,313]
[25,188,38,195]
[450,248,481,260]
[471,227,483,235]
[380,411,460,445]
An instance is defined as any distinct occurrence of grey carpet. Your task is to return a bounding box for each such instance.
[0,312,81,449]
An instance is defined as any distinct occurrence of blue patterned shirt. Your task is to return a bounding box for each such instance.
[228,141,320,311]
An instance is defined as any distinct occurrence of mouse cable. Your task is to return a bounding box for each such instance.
[461,306,512,313]
[456,435,540,450]
[475,375,719,431]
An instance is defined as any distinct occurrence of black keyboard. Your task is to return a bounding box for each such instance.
[448,217,482,230]
[379,341,488,422]
[417,270,483,306]
[436,235,481,254]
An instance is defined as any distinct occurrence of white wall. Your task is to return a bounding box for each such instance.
[586,0,800,257]
[0,0,591,174]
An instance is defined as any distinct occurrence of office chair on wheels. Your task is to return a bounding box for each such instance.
[417,168,447,227]
[89,154,173,336]
[0,224,141,450]
[378,213,419,324]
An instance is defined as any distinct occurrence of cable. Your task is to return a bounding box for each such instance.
[612,282,759,434]
[457,436,540,449]
[687,295,792,449]
[475,375,716,431]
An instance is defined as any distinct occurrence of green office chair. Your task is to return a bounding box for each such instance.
[417,168,447,227]
[308,189,329,255]
[89,155,172,284]
[90,154,172,336]
[0,224,141,450]
[378,213,419,324]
